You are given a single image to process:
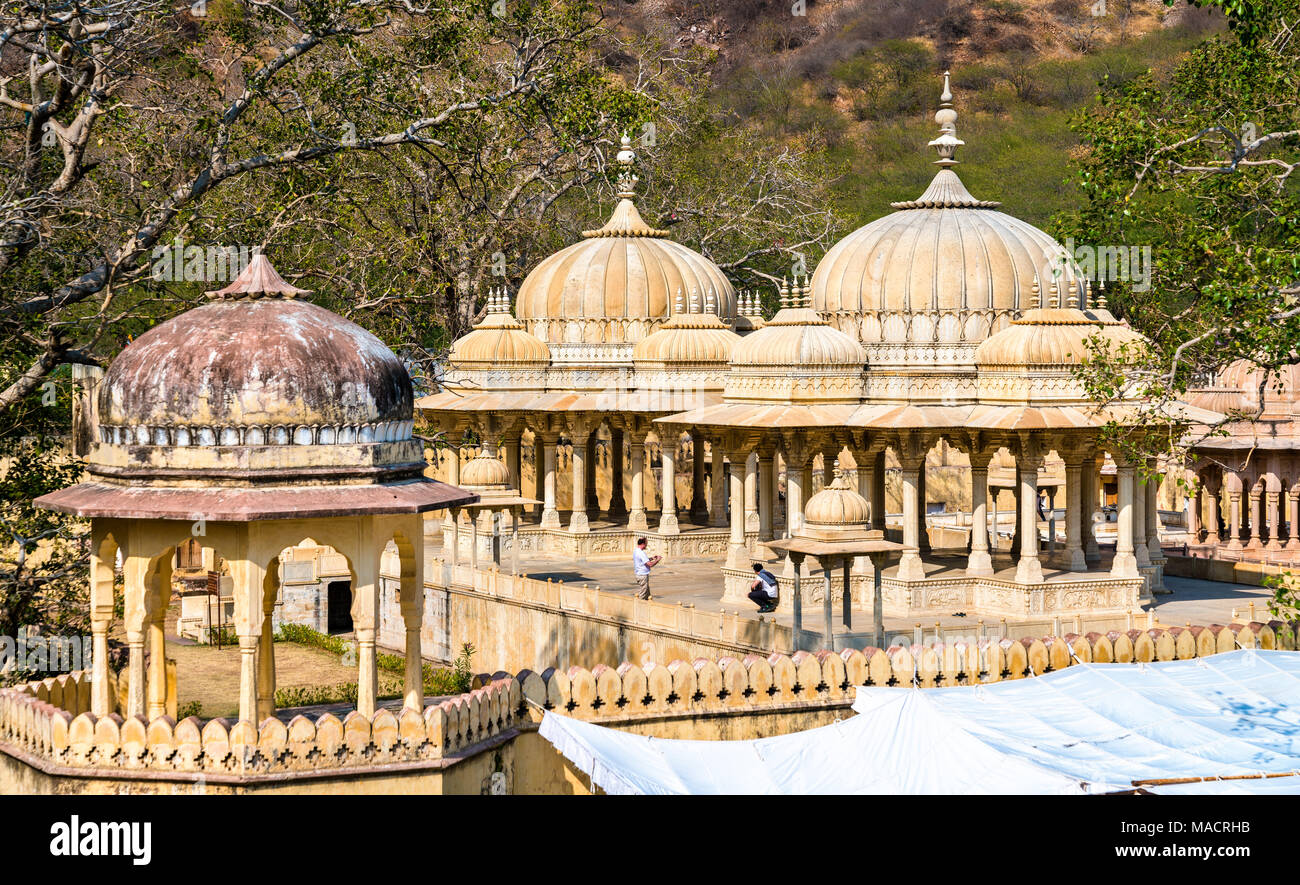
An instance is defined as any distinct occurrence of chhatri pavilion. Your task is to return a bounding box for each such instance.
[419,76,1222,622]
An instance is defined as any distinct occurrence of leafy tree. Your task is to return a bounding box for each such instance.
[1059,0,1300,468]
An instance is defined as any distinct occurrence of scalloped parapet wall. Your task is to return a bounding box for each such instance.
[1,618,1291,780]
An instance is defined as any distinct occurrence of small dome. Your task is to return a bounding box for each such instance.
[460,448,511,489]
[448,289,550,368]
[632,292,740,366]
[514,136,735,349]
[725,280,866,404]
[1213,360,1300,418]
[974,281,1149,406]
[799,465,875,541]
[974,285,1147,368]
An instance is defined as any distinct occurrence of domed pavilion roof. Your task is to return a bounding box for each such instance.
[974,279,1148,406]
[725,278,866,404]
[449,288,551,369]
[810,74,1084,353]
[514,135,735,353]
[632,288,741,388]
[37,255,476,520]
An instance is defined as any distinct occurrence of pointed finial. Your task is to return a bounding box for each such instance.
[1030,274,1040,310]
[801,275,812,309]
[1098,278,1108,309]
[675,287,684,315]
[1067,279,1079,309]
[705,287,716,315]
[1050,279,1060,309]
[690,286,701,314]
[779,277,790,309]
[929,70,963,167]
[615,132,638,199]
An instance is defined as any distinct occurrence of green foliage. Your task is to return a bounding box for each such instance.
[1060,0,1300,462]
[176,700,204,720]
[273,622,471,696]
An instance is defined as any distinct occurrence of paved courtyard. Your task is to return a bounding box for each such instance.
[477,547,1273,642]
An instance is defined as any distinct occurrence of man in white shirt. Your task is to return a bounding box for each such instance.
[632,537,661,600]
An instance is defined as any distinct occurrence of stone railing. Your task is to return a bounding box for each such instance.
[514,619,1289,721]
[1,618,1291,780]
[0,674,523,777]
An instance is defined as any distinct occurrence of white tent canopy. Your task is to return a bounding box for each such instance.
[537,650,1300,795]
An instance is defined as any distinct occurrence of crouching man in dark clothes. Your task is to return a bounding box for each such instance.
[748,562,779,613]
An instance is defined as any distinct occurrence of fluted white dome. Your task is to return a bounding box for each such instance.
[810,76,1084,347]
[514,137,734,351]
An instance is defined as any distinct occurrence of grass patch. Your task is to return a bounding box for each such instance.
[273,623,474,699]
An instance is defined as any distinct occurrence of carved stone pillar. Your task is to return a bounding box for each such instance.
[895,434,927,582]
[539,432,561,529]
[744,452,759,533]
[1226,486,1243,549]
[689,431,709,523]
[1063,457,1086,571]
[658,432,680,535]
[1289,484,1300,550]
[628,431,648,532]
[1133,469,1152,569]
[1145,462,1165,567]
[871,450,887,532]
[709,442,728,528]
[569,420,591,533]
[1111,462,1139,578]
[1187,481,1202,543]
[1205,483,1221,544]
[1246,484,1263,550]
[917,455,931,555]
[966,448,994,576]
[726,450,748,570]
[758,446,776,542]
[584,433,600,518]
[1082,452,1101,562]
[1014,435,1044,585]
[1266,490,1282,551]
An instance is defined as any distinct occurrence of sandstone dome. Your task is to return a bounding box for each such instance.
[809,75,1083,350]
[974,280,1149,406]
[515,136,735,349]
[460,448,513,490]
[974,283,1148,369]
[92,255,423,482]
[448,289,550,368]
[1205,361,1300,418]
[725,280,866,404]
[798,465,876,542]
[632,290,741,367]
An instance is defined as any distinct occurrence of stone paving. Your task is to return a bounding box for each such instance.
[487,547,1273,640]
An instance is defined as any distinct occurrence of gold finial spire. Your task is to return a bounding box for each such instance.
[615,132,638,199]
[928,70,963,167]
